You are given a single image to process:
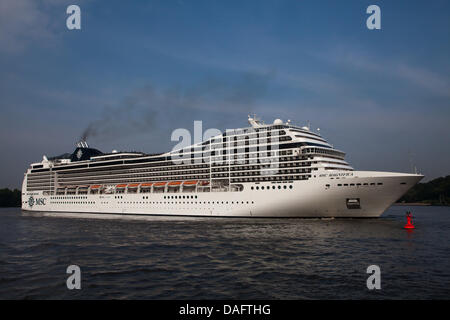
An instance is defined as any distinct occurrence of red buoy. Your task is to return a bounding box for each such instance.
[404,211,415,229]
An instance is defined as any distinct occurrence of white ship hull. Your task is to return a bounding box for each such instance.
[22,171,423,218]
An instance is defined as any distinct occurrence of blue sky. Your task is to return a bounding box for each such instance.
[1,0,449,188]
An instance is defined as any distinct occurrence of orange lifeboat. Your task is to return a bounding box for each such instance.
[168,181,182,186]
[154,182,167,187]
[140,183,154,188]
[128,183,140,188]
[116,184,127,188]
[90,185,101,189]
[183,180,198,186]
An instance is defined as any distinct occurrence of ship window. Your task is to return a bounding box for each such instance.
[377,183,383,185]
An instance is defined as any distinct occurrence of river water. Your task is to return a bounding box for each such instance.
[0,206,449,299]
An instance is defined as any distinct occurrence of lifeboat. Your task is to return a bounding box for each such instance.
[153,182,167,187]
[140,183,154,188]
[90,185,101,189]
[199,181,210,186]
[168,181,182,187]
[183,180,198,186]
[116,184,127,188]
[128,183,140,188]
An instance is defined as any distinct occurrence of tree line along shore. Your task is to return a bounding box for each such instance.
[0,188,21,207]
[1,175,449,207]
[397,175,449,206]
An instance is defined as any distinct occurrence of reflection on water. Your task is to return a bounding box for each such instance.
[0,206,449,299]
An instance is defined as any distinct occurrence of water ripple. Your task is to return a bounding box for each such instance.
[0,206,449,299]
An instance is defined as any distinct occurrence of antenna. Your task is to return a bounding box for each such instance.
[408,150,417,174]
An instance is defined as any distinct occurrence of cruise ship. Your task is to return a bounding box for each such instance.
[21,116,423,217]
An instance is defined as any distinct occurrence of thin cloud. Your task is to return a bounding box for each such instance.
[395,64,450,98]
[0,0,54,53]
[316,46,450,98]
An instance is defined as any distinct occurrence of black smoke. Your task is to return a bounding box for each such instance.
[80,71,275,142]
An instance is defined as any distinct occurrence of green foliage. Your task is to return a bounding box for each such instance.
[398,175,450,205]
[0,188,22,207]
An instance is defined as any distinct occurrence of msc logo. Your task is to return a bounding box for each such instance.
[28,196,46,207]
[28,196,35,207]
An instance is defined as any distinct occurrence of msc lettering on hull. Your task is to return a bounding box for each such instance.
[28,196,46,207]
